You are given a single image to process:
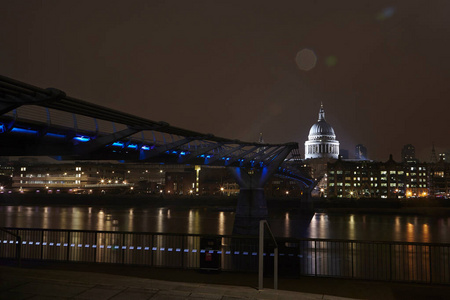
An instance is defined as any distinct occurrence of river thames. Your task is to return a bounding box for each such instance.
[1,205,449,243]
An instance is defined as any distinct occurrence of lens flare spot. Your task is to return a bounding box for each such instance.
[325,56,337,67]
[377,6,395,21]
[295,49,317,71]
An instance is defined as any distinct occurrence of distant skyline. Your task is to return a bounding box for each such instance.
[1,1,449,162]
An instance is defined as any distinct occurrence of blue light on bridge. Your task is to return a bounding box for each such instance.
[73,136,90,142]
[11,127,38,134]
[46,132,66,138]
[0,123,5,133]
[112,142,124,147]
[141,145,150,150]
[180,151,186,155]
[127,144,138,149]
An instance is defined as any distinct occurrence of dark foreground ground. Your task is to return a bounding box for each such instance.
[1,260,449,300]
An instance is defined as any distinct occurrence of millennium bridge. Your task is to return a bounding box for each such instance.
[0,74,314,235]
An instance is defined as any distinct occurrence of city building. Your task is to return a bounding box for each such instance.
[11,162,168,194]
[355,144,368,160]
[327,155,429,199]
[401,144,416,162]
[428,157,450,197]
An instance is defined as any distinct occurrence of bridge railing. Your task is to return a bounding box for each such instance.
[1,227,449,284]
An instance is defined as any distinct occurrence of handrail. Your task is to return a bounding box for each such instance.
[0,227,21,267]
[258,220,278,291]
[2,227,448,247]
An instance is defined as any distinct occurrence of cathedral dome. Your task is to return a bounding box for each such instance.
[308,120,336,140]
[304,103,339,160]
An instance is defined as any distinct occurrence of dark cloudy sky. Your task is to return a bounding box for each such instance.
[2,0,449,161]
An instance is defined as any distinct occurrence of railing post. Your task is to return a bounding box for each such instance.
[41,230,44,261]
[389,243,392,281]
[351,241,354,278]
[94,232,98,263]
[258,220,264,291]
[66,231,71,261]
[274,247,278,290]
[314,240,317,276]
[181,236,185,268]
[122,232,125,264]
[429,245,432,283]
[16,235,21,267]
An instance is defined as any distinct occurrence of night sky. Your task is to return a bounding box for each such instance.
[2,1,449,162]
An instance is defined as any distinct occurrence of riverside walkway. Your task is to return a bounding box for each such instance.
[1,262,449,299]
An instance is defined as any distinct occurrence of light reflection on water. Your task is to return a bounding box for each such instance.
[303,212,450,243]
[0,206,449,243]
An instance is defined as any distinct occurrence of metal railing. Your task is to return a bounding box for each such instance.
[1,227,449,285]
[0,228,21,266]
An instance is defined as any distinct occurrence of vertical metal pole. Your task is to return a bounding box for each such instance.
[314,240,317,276]
[181,236,185,268]
[274,247,278,290]
[122,232,125,264]
[94,232,98,263]
[17,236,22,267]
[66,231,71,261]
[258,220,264,291]
[429,245,432,283]
[351,241,354,278]
[151,235,154,267]
[41,230,44,261]
[389,243,392,281]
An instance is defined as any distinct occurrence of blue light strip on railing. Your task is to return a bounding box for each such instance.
[2,240,284,256]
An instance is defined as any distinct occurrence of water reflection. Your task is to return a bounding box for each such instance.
[422,224,430,243]
[188,209,200,234]
[305,212,450,243]
[1,205,450,243]
[348,214,355,240]
[218,212,225,235]
[284,212,290,237]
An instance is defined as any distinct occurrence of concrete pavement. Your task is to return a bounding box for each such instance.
[1,261,449,299]
[0,265,354,300]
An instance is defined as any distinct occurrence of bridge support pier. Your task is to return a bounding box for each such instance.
[228,167,272,235]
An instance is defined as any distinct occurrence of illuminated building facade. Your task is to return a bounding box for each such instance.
[11,163,167,194]
[428,158,450,197]
[327,155,429,199]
